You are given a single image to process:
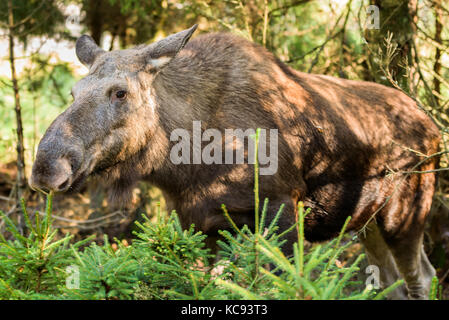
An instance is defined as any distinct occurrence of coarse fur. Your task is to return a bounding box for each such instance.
[30,26,441,299]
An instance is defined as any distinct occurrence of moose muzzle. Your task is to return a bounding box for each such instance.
[29,137,84,193]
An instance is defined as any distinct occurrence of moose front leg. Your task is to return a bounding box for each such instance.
[263,196,298,257]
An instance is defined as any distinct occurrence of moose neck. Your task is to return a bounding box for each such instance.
[141,61,219,197]
[154,59,224,128]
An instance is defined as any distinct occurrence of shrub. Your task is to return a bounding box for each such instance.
[0,193,405,300]
[0,130,405,300]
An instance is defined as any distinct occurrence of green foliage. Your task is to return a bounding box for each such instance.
[429,276,443,300]
[0,195,90,299]
[214,202,403,300]
[0,192,400,300]
[0,60,77,165]
[64,237,139,300]
[0,0,69,45]
[131,210,214,299]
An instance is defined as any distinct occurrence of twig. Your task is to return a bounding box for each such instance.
[440,267,449,284]
[0,205,20,230]
[262,0,269,47]
[36,210,126,224]
[307,0,352,73]
[425,0,449,15]
[237,0,254,41]
[287,0,351,66]
[52,218,125,231]
[268,0,311,18]
[0,195,13,202]
[7,0,47,29]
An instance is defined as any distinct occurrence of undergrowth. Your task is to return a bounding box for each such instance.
[1,193,406,300]
[0,130,421,300]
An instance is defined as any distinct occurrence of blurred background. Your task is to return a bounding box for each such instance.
[0,0,448,295]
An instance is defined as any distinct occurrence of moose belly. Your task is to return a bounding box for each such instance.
[303,176,385,242]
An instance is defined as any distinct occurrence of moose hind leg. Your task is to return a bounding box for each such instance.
[384,233,435,299]
[381,172,436,299]
[359,222,408,299]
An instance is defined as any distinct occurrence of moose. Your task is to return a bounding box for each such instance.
[29,25,441,299]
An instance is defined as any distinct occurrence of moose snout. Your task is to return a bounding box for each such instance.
[29,143,83,193]
[29,156,73,193]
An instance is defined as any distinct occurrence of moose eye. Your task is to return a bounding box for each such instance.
[116,90,127,99]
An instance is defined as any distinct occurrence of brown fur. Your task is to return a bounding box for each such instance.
[30,27,441,299]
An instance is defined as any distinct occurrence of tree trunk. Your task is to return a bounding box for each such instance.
[8,0,27,201]
[87,0,104,45]
[365,0,417,90]
[433,0,443,105]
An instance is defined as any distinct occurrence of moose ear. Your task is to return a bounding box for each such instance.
[143,24,198,71]
[76,35,105,68]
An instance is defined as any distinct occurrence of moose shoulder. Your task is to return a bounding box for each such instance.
[29,26,441,299]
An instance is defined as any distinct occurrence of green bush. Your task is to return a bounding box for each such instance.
[0,192,405,300]
[0,130,405,300]
[0,197,91,299]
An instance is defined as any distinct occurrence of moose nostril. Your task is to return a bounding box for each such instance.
[57,177,71,191]
[30,143,81,193]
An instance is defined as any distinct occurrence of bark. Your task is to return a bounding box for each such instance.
[365,0,417,90]
[8,0,27,200]
[87,0,104,44]
[433,0,443,105]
